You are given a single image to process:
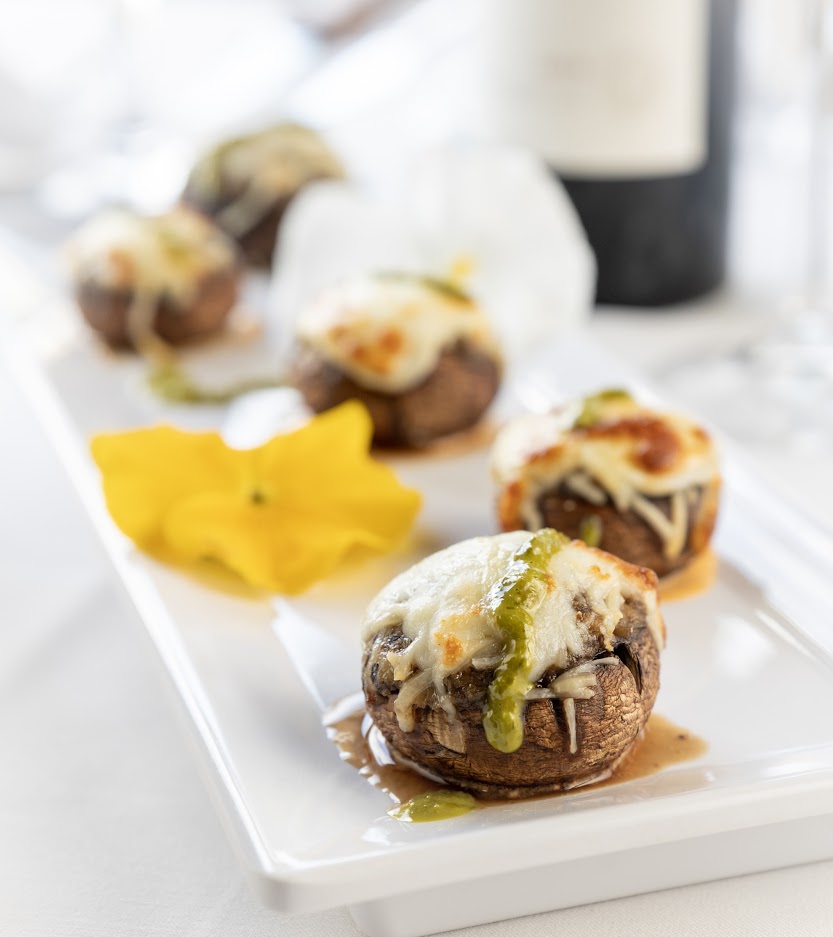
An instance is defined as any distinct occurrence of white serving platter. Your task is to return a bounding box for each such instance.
[9,266,833,937]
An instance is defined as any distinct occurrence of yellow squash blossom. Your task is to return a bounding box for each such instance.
[90,401,421,594]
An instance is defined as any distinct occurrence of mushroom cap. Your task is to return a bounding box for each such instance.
[493,392,720,576]
[293,338,500,447]
[361,531,664,798]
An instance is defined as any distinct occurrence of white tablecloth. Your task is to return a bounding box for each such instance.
[4,306,833,937]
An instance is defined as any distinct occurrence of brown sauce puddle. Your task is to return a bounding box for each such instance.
[325,697,707,812]
[659,548,717,603]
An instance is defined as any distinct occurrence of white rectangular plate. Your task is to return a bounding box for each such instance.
[10,275,833,937]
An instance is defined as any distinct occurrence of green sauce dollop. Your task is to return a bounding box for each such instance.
[574,388,633,429]
[388,791,477,823]
[578,515,603,548]
[483,528,569,754]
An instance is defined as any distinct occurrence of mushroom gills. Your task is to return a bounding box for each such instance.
[526,656,620,755]
[613,642,643,695]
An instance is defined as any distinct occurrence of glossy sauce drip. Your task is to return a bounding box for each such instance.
[326,707,437,804]
[659,548,717,603]
[326,700,708,819]
[592,714,708,789]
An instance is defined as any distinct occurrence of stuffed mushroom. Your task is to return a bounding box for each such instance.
[67,206,241,350]
[182,123,343,268]
[292,272,502,447]
[492,390,721,578]
[362,529,664,798]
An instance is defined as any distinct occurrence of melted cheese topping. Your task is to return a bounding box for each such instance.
[187,124,344,238]
[362,531,663,732]
[492,394,720,561]
[296,274,499,393]
[66,207,238,306]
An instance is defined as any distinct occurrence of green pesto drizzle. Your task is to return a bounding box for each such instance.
[375,270,473,304]
[574,388,633,429]
[578,515,603,548]
[147,360,285,405]
[482,528,569,754]
[388,791,477,823]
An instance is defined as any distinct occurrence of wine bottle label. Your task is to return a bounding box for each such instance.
[483,0,709,178]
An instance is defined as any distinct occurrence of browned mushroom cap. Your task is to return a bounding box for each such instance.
[361,531,664,799]
[182,185,294,269]
[66,207,241,351]
[181,123,344,269]
[293,338,501,448]
[75,265,241,351]
[290,272,502,447]
[363,602,659,799]
[492,392,721,578]
[502,478,721,578]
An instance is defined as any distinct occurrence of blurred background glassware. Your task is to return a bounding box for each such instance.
[48,0,326,216]
[0,0,123,241]
[0,0,350,240]
[661,0,833,449]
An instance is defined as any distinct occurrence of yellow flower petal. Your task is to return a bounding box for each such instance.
[258,404,420,542]
[258,400,375,477]
[163,496,388,594]
[90,402,422,594]
[91,426,239,548]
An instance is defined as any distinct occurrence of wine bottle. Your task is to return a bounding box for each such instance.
[483,0,736,307]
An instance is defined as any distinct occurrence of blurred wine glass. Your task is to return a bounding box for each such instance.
[665,0,833,449]
[3,0,352,229]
